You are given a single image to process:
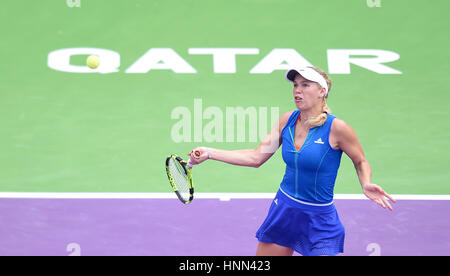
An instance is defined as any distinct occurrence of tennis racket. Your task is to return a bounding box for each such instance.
[165,150,200,204]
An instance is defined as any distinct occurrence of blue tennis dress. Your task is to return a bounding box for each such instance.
[256,110,346,256]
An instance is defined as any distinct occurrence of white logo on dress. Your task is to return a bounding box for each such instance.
[314,138,324,144]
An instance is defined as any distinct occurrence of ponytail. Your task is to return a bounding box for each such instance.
[305,100,332,127]
[304,66,332,127]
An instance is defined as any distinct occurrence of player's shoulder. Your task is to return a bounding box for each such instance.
[330,117,346,127]
[280,110,295,121]
[273,110,295,134]
[330,117,355,136]
[279,110,296,127]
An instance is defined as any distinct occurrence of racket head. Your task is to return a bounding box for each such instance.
[165,154,194,204]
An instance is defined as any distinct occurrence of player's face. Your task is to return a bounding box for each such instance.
[292,74,323,110]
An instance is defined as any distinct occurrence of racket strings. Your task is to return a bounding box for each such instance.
[168,158,190,200]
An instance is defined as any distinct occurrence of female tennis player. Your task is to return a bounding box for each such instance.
[188,66,396,256]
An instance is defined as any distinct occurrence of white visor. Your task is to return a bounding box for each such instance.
[286,67,329,95]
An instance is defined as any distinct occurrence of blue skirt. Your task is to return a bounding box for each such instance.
[256,189,345,256]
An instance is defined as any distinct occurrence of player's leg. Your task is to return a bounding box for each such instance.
[256,242,294,256]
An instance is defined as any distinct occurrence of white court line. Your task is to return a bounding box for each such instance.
[0,192,449,201]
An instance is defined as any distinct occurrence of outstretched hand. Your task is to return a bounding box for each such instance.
[363,183,396,211]
[188,147,210,166]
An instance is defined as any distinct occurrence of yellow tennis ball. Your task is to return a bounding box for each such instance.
[86,55,100,69]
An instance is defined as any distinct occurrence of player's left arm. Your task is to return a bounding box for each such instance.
[331,118,396,210]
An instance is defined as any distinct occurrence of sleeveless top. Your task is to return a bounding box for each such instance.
[280,110,343,205]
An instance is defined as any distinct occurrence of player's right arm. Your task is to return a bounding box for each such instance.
[188,111,293,167]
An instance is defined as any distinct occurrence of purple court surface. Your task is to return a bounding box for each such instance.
[0,198,449,256]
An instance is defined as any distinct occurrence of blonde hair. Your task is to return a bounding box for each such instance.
[304,66,332,127]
